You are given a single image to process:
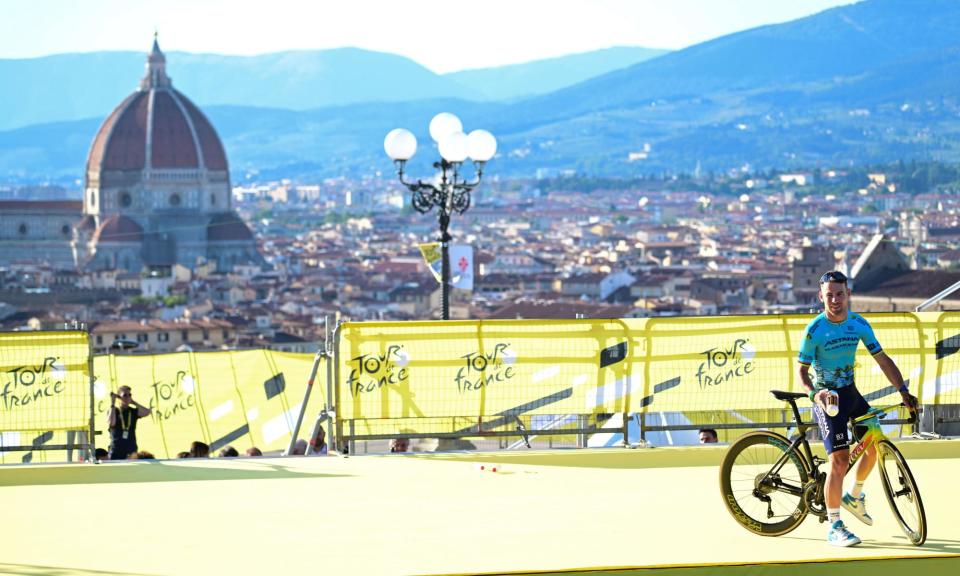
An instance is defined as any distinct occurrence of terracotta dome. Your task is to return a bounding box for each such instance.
[93,215,144,243]
[207,212,254,241]
[86,37,227,175]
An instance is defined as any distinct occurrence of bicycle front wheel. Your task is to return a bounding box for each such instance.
[877,439,927,546]
[720,431,810,536]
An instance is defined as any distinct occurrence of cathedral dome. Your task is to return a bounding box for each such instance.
[93,215,144,243]
[86,37,228,175]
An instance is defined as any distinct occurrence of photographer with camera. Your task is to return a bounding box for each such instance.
[107,385,152,460]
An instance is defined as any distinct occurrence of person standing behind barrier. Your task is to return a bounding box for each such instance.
[698,428,718,444]
[107,385,151,460]
[798,270,918,548]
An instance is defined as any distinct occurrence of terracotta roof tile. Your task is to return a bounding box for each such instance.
[151,91,199,168]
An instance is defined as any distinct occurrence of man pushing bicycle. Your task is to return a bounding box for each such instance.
[797,270,918,547]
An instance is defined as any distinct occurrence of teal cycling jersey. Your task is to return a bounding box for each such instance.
[798,312,883,389]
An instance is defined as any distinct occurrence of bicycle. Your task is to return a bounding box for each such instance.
[719,390,926,545]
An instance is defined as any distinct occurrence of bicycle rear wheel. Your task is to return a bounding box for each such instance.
[719,431,810,536]
[877,439,926,546]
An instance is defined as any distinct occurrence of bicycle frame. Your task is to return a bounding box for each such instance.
[757,401,903,501]
[722,392,926,543]
[845,405,900,471]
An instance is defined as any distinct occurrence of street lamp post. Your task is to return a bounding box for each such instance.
[384,113,497,320]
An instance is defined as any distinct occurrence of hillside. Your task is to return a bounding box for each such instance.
[4,0,960,181]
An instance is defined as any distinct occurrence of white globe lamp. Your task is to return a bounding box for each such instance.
[429,113,463,144]
[384,128,417,161]
[467,129,497,162]
[438,131,469,163]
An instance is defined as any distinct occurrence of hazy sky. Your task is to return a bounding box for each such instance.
[3,0,859,73]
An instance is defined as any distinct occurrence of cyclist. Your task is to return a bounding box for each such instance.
[797,270,917,547]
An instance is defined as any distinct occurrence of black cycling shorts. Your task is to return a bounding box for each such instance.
[813,385,870,455]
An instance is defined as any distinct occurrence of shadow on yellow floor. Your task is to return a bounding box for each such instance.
[0,460,348,488]
[455,555,960,576]
[781,533,960,554]
[0,563,161,576]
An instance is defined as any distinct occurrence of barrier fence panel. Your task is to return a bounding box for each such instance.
[0,330,94,463]
[932,312,960,434]
[84,350,318,459]
[2,312,939,463]
[637,313,925,442]
[847,313,925,405]
[639,315,797,444]
[333,313,933,449]
[335,319,647,448]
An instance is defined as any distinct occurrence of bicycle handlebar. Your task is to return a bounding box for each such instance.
[852,402,920,425]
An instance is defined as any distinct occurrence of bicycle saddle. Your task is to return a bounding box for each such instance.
[771,390,807,401]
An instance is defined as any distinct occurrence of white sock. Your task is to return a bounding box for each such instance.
[828,508,841,524]
[851,481,864,498]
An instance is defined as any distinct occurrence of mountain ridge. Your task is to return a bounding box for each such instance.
[3,0,960,181]
[0,45,667,131]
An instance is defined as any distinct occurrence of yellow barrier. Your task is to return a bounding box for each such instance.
[0,330,91,433]
[89,350,320,459]
[338,319,644,416]
[337,313,942,437]
[6,310,960,463]
[932,311,960,406]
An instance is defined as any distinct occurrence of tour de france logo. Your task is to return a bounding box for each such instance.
[92,370,198,423]
[695,338,756,389]
[346,345,410,396]
[148,370,198,423]
[1,357,67,411]
[455,342,516,393]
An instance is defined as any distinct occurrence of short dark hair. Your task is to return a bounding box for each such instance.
[698,428,718,438]
[95,448,109,460]
[819,270,848,285]
[189,441,210,458]
[219,446,239,458]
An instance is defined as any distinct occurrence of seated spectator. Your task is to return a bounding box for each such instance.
[307,425,328,456]
[699,428,719,444]
[219,446,239,458]
[128,450,155,460]
[189,441,210,458]
[246,447,263,457]
[176,451,191,458]
[95,448,108,462]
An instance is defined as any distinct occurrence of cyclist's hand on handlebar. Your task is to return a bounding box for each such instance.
[900,391,919,412]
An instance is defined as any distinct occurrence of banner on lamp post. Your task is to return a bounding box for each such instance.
[449,244,473,291]
[418,243,442,283]
[418,243,473,290]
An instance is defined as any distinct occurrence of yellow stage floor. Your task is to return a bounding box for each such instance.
[1,442,959,575]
